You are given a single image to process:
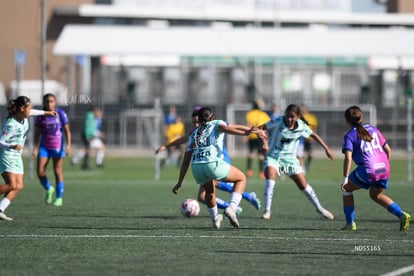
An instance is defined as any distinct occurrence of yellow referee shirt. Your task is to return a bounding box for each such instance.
[245,109,270,140]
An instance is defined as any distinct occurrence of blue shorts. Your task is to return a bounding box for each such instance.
[349,167,388,190]
[38,146,65,158]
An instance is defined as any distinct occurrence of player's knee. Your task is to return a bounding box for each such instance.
[369,191,380,201]
[17,182,24,191]
[53,168,62,176]
[342,191,353,196]
[10,181,24,191]
[37,172,47,179]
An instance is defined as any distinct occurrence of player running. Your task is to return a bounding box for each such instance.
[156,108,261,213]
[0,96,56,220]
[257,104,334,220]
[172,107,264,229]
[340,105,411,231]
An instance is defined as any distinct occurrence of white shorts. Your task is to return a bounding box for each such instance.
[265,156,304,176]
[90,138,104,149]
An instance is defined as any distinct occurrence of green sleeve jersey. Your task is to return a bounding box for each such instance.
[83,111,96,140]
[0,117,29,157]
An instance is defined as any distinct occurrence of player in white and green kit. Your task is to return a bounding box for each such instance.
[0,96,55,221]
[172,107,264,229]
[258,104,335,221]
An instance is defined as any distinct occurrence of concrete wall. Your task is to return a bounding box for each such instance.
[0,0,93,100]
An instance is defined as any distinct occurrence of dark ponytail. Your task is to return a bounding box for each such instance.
[196,107,215,138]
[344,106,372,142]
[7,96,31,118]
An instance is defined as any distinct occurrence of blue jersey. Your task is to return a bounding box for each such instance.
[342,124,390,182]
[35,108,68,150]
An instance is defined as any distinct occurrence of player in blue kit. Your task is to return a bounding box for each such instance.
[340,106,410,231]
[32,94,71,207]
[0,96,56,220]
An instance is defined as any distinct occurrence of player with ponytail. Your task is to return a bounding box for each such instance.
[172,107,265,229]
[257,104,334,221]
[341,106,410,231]
[156,108,261,215]
[0,96,56,220]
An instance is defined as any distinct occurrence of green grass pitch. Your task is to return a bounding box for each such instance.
[0,157,413,275]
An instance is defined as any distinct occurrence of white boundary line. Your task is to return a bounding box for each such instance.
[0,234,413,243]
[380,264,414,276]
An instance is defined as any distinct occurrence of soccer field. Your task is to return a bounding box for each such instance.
[1,157,413,275]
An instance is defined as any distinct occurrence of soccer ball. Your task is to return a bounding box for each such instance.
[180,199,200,218]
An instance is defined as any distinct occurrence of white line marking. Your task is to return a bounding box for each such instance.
[0,234,413,243]
[380,264,414,276]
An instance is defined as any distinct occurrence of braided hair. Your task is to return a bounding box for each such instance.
[196,107,215,136]
[344,106,373,142]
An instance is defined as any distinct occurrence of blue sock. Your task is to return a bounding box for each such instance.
[39,177,50,190]
[241,191,251,200]
[200,198,229,210]
[343,206,355,224]
[56,181,64,198]
[387,202,403,218]
[217,182,233,193]
[216,182,253,201]
[215,197,229,210]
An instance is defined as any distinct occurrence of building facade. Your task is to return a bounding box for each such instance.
[1,0,413,150]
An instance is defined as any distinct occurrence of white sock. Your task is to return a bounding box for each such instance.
[0,197,11,212]
[263,179,275,212]
[207,205,218,219]
[72,150,85,163]
[302,184,322,210]
[229,192,242,210]
[96,150,105,165]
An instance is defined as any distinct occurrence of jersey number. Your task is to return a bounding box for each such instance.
[193,150,211,160]
[360,132,383,155]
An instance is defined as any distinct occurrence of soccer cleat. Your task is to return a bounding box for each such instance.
[249,192,261,210]
[53,198,63,207]
[261,211,271,220]
[0,212,13,221]
[246,169,253,177]
[317,208,334,220]
[213,214,223,229]
[341,222,357,231]
[400,212,411,232]
[45,186,55,205]
[224,207,240,228]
